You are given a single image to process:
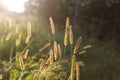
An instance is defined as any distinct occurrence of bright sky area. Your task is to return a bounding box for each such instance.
[0,0,28,13]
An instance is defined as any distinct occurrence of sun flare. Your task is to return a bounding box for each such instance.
[0,0,27,13]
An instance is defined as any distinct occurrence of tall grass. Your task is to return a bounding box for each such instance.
[0,17,91,80]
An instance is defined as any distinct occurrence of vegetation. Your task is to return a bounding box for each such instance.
[0,0,120,80]
[0,17,92,80]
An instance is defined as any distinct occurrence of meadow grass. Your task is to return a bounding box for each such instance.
[0,17,91,80]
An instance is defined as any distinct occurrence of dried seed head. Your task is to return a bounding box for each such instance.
[49,49,54,64]
[46,57,50,64]
[23,49,29,60]
[79,50,86,55]
[70,55,76,80]
[69,25,73,45]
[16,33,22,46]
[39,59,46,71]
[73,37,82,54]
[25,36,30,44]
[54,41,58,61]
[64,30,69,46]
[5,32,11,41]
[83,45,92,49]
[76,62,80,80]
[39,42,51,52]
[27,21,32,37]
[58,44,62,60]
[77,61,85,67]
[19,55,25,70]
[64,17,70,46]
[49,17,55,34]
[66,17,70,28]
[64,25,69,46]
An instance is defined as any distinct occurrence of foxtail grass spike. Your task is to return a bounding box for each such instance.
[54,41,58,61]
[70,55,76,80]
[66,17,70,28]
[16,33,22,46]
[25,36,30,44]
[64,25,69,46]
[23,49,29,60]
[73,36,82,54]
[76,62,80,80]
[83,45,92,49]
[49,17,55,34]
[69,25,73,45]
[79,50,86,55]
[39,42,51,52]
[19,55,25,70]
[27,21,32,37]
[58,44,62,60]
[49,49,54,64]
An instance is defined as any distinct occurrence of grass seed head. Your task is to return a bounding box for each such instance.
[49,17,55,34]
[5,32,11,41]
[23,49,29,60]
[39,42,51,52]
[76,62,80,80]
[69,25,73,45]
[66,17,70,28]
[73,36,82,54]
[16,33,22,46]
[19,55,25,70]
[54,41,58,61]
[70,55,76,80]
[25,36,30,44]
[27,21,32,37]
[79,50,86,55]
[58,44,62,60]
[50,49,54,64]
[83,45,92,49]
